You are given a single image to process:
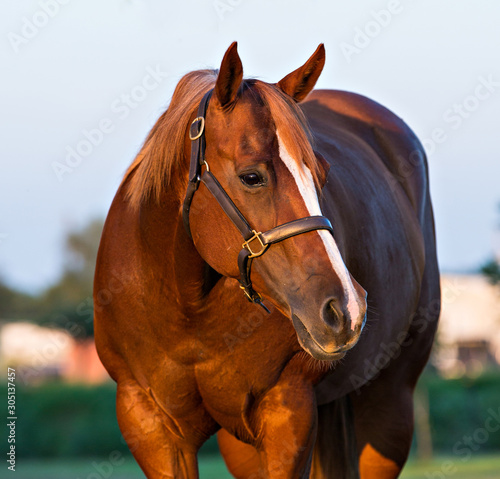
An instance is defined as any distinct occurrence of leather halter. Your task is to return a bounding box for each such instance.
[182,90,334,312]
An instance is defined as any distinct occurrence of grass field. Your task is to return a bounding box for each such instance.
[13,454,500,478]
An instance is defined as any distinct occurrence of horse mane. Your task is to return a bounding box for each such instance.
[124,71,320,209]
[124,69,217,208]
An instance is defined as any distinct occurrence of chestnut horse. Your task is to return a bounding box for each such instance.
[94,43,440,478]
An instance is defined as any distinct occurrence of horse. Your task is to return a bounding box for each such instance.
[94,42,440,478]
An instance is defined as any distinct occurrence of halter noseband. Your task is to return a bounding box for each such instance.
[182,90,334,313]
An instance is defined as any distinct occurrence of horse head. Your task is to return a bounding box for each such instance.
[186,43,367,360]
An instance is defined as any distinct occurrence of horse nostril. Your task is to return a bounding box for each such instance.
[322,299,344,333]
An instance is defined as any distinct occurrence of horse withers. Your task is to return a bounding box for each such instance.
[94,42,440,478]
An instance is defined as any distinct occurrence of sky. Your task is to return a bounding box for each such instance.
[2,0,500,293]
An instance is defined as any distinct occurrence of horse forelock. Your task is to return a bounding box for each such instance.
[123,72,320,209]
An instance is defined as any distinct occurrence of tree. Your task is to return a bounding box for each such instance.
[0,280,37,320]
[481,203,500,286]
[481,260,500,286]
[36,219,104,339]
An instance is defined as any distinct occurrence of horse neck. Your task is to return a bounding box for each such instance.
[137,190,213,315]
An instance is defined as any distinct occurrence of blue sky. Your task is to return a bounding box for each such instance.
[2,0,500,293]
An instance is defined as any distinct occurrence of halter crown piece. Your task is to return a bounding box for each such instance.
[182,90,334,313]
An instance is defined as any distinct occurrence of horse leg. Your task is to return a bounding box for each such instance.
[116,379,203,479]
[310,397,359,479]
[350,377,413,479]
[256,376,317,478]
[350,316,438,479]
[352,272,439,478]
[218,375,317,478]
[217,428,264,479]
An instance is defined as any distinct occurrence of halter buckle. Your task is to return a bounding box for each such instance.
[242,230,268,258]
[189,117,205,140]
[240,286,271,313]
[240,284,255,301]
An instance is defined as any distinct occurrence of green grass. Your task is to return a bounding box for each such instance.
[401,454,500,479]
[12,454,500,478]
[16,455,232,479]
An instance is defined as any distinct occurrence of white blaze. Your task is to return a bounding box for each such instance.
[277,133,361,327]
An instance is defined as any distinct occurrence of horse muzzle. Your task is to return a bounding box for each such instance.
[291,295,367,361]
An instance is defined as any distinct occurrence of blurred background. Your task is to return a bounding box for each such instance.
[1,0,500,477]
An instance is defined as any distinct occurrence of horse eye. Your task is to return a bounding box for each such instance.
[240,172,264,187]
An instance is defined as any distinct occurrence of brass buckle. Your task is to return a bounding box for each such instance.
[240,284,263,302]
[189,117,205,140]
[242,230,268,258]
[240,284,254,302]
[239,285,270,312]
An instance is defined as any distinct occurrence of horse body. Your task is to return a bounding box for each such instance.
[302,90,435,400]
[94,44,439,478]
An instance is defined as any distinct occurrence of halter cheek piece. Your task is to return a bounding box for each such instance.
[182,90,334,313]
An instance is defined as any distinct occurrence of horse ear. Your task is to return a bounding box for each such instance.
[276,44,325,102]
[215,42,243,108]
